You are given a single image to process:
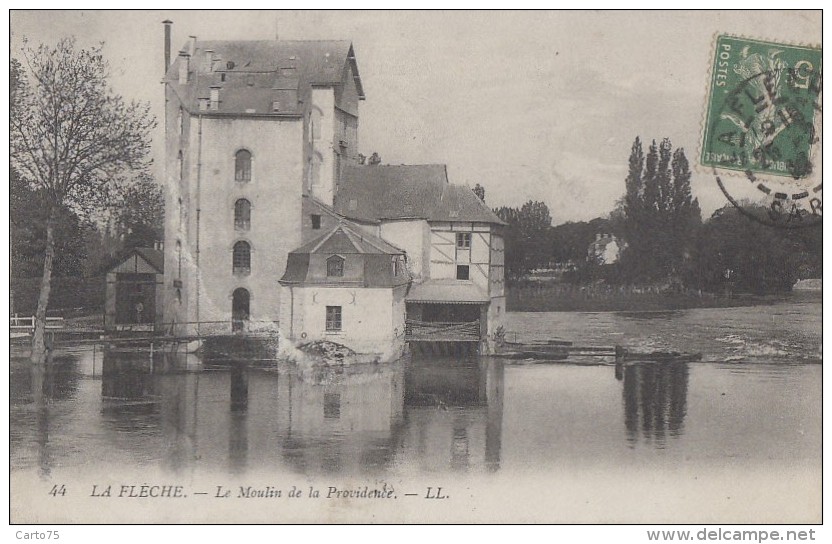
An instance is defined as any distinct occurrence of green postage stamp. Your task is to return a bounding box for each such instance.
[701,35,821,179]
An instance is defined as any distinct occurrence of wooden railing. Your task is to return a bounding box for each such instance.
[10,315,65,334]
[405,319,481,342]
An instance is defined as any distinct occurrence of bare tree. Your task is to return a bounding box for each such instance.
[10,38,155,363]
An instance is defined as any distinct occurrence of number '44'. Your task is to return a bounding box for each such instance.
[49,485,66,497]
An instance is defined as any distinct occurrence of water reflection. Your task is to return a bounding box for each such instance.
[278,363,406,474]
[619,362,689,447]
[403,358,504,472]
[85,352,506,476]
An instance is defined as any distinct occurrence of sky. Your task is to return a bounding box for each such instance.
[9,10,822,223]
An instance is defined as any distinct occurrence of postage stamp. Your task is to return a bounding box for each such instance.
[701,34,822,227]
[701,35,821,178]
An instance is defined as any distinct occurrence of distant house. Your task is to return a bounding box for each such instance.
[587,233,622,265]
[104,246,164,332]
[279,222,410,357]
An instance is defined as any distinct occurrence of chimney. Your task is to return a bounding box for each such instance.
[162,20,172,75]
[209,85,220,110]
[178,50,190,84]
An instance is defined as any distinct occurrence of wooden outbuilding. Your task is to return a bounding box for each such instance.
[104,247,164,333]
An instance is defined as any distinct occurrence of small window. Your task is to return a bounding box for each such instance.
[246,74,255,86]
[235,199,251,230]
[177,151,184,182]
[311,214,321,230]
[456,233,472,249]
[220,73,226,82]
[327,255,345,277]
[456,265,470,280]
[209,88,219,110]
[233,241,251,275]
[326,306,342,331]
[176,240,182,278]
[177,108,184,135]
[176,288,182,304]
[349,199,357,211]
[235,150,252,182]
[392,257,399,277]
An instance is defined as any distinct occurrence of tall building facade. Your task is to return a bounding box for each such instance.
[161,26,363,335]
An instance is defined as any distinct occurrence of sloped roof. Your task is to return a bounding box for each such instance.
[165,40,363,115]
[291,222,405,256]
[104,247,164,275]
[405,279,490,304]
[333,165,505,225]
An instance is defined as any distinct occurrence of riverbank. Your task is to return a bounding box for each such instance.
[507,284,820,312]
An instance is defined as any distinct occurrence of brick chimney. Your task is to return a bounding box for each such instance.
[162,20,172,75]
[178,50,190,85]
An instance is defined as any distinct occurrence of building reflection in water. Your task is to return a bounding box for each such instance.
[86,348,506,476]
[619,361,689,447]
[403,357,504,472]
[277,363,406,475]
[100,351,160,432]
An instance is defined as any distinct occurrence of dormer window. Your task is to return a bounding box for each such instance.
[235,150,252,182]
[327,255,345,278]
[209,87,220,110]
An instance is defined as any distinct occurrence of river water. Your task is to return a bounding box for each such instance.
[9,297,821,523]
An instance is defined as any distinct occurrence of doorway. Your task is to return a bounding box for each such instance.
[232,288,250,332]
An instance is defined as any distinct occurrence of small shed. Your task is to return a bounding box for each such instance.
[104,247,164,332]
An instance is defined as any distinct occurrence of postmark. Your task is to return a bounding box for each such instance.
[701,35,822,227]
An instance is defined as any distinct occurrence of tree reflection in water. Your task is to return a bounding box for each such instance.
[620,362,689,448]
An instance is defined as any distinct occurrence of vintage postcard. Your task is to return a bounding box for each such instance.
[8,10,822,527]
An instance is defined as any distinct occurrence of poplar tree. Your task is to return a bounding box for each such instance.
[621,137,701,282]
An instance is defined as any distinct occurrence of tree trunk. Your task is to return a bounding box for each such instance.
[31,211,57,365]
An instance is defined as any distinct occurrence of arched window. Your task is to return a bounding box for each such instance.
[232,288,250,332]
[233,241,251,275]
[234,199,251,230]
[235,149,252,182]
[326,255,345,278]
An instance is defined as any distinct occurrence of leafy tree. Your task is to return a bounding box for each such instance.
[472,183,485,202]
[494,200,553,279]
[11,170,88,278]
[620,137,701,282]
[10,38,155,363]
[113,173,165,250]
[689,205,816,294]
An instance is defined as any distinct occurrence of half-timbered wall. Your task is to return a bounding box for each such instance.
[429,222,493,294]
